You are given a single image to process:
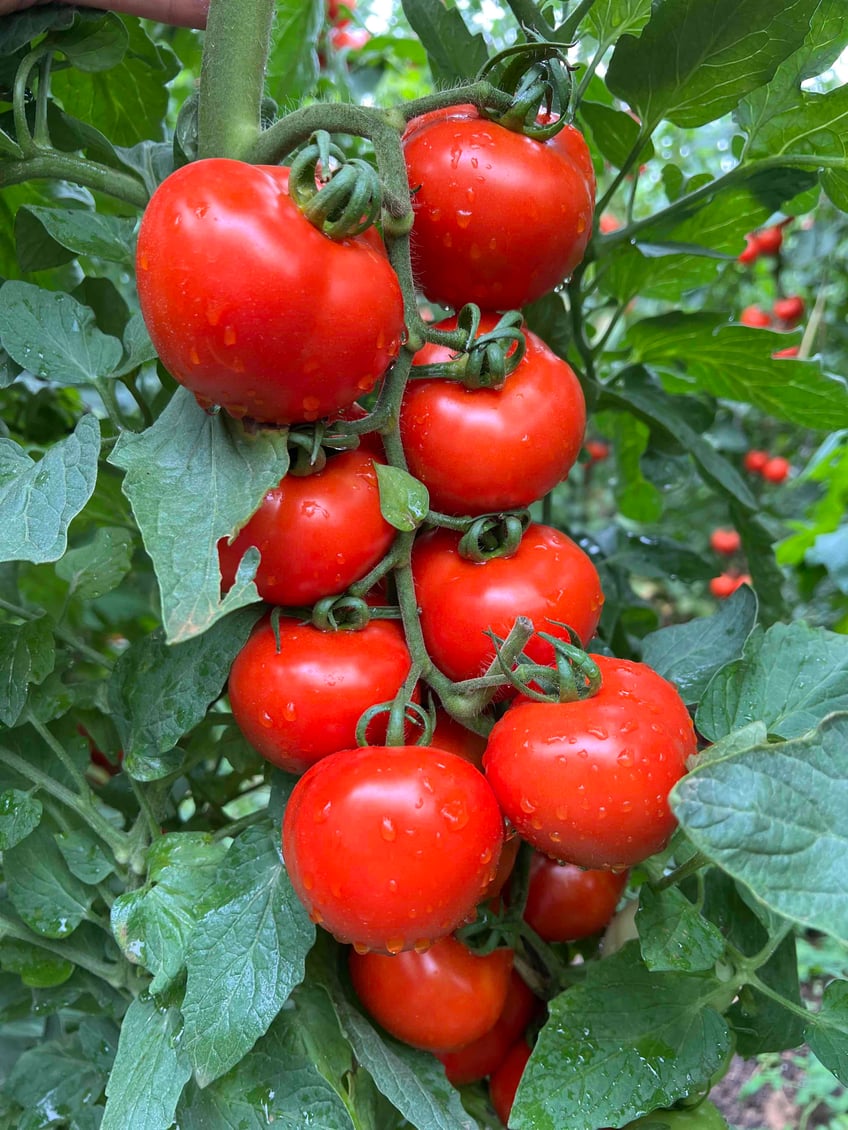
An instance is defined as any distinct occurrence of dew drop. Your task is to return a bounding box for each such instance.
[456,209,472,229]
[385,936,405,955]
[519,796,536,814]
[414,938,431,954]
[302,395,322,414]
[283,702,297,721]
[139,253,149,271]
[441,799,469,830]
[555,805,569,821]
[302,873,315,891]
[259,710,274,729]
[189,347,201,366]
[620,799,633,813]
[586,726,608,740]
[313,800,332,823]
[352,941,370,955]
[309,908,324,924]
[618,748,635,768]
[223,325,237,346]
[387,878,398,893]
[380,816,397,842]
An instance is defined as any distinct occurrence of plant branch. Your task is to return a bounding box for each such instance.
[0,151,148,208]
[0,911,129,991]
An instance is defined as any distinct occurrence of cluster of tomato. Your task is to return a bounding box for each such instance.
[136,90,699,1127]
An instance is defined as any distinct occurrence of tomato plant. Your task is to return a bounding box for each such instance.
[708,528,741,556]
[523,854,629,942]
[488,1038,532,1127]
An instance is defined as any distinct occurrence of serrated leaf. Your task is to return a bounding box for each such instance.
[0,789,42,849]
[0,939,73,988]
[586,0,651,43]
[641,586,757,705]
[17,206,136,266]
[6,1030,107,1123]
[114,311,158,377]
[266,0,322,102]
[101,996,192,1130]
[401,0,488,83]
[181,823,315,1087]
[55,827,115,884]
[0,282,123,385]
[108,605,259,779]
[0,616,55,726]
[375,463,429,531]
[108,387,289,643]
[807,980,848,1084]
[609,413,662,522]
[5,820,93,937]
[822,168,848,212]
[580,101,654,169]
[511,944,731,1130]
[637,886,726,972]
[55,525,133,601]
[45,9,128,72]
[0,5,75,53]
[606,0,821,129]
[696,621,848,742]
[673,712,848,944]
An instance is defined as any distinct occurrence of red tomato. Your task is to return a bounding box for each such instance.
[523,854,628,942]
[762,455,791,483]
[349,937,513,1051]
[585,439,610,463]
[411,523,604,686]
[436,969,537,1084]
[218,448,395,606]
[403,105,595,310]
[401,315,585,515]
[483,655,696,870]
[743,449,769,473]
[739,305,771,328]
[598,212,621,234]
[228,616,415,774]
[737,234,760,264]
[430,709,488,771]
[773,295,804,326]
[709,573,750,598]
[489,1038,532,1126]
[326,0,355,26]
[708,528,741,556]
[282,745,505,951]
[329,26,370,50]
[772,345,800,359]
[136,159,404,425]
[754,225,784,256]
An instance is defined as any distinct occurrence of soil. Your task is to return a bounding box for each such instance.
[711,1050,835,1130]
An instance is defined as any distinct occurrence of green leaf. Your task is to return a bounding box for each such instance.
[637,886,726,973]
[0,282,123,385]
[0,615,55,726]
[641,586,758,705]
[807,980,848,1085]
[55,525,133,601]
[101,996,192,1130]
[696,621,848,742]
[55,827,115,884]
[16,206,136,268]
[4,820,94,937]
[609,413,662,522]
[745,80,848,164]
[586,0,652,42]
[181,823,315,1087]
[401,0,488,84]
[607,532,715,584]
[580,101,654,169]
[0,789,42,849]
[821,168,848,212]
[807,525,848,594]
[108,606,259,779]
[45,9,128,72]
[511,944,731,1130]
[115,311,158,377]
[627,313,848,431]
[5,1030,107,1124]
[375,463,429,531]
[266,0,322,102]
[673,712,848,944]
[109,389,289,643]
[0,938,73,988]
[730,501,787,626]
[606,0,821,129]
[0,6,75,53]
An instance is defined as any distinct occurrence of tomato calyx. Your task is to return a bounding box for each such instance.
[488,628,603,703]
[413,306,527,389]
[477,41,575,139]
[289,130,382,238]
[457,511,531,562]
[311,593,374,632]
[286,422,362,476]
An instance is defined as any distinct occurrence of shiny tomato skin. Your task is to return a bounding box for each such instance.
[136,158,404,425]
[436,969,537,1084]
[430,709,488,771]
[218,448,395,606]
[411,523,604,685]
[739,305,771,328]
[708,528,741,556]
[401,315,586,515]
[762,455,790,483]
[228,616,415,774]
[523,854,628,942]
[488,1038,532,1127]
[349,937,513,1051]
[282,745,504,951]
[773,295,804,325]
[483,655,697,869]
[743,449,769,473]
[754,225,784,256]
[403,106,595,310]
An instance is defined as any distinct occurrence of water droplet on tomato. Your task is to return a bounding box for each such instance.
[357,374,375,391]
[309,908,324,924]
[442,232,453,248]
[620,719,638,734]
[380,816,397,842]
[413,938,431,954]
[469,243,482,260]
[555,805,568,821]
[577,748,589,759]
[223,325,237,346]
[431,208,442,221]
[302,395,322,414]
[189,347,201,366]
[352,941,370,955]
[139,253,149,271]
[620,799,633,813]
[549,830,562,843]
[302,873,315,891]
[587,726,608,740]
[441,799,468,830]
[480,847,492,865]
[283,702,297,721]
[519,796,536,814]
[387,878,398,893]
[260,711,274,729]
[617,749,634,768]
[313,800,332,823]
[576,213,587,233]
[456,209,472,229]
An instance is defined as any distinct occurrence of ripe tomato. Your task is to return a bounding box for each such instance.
[754,225,784,256]
[488,1038,532,1126]
[773,295,805,326]
[708,528,740,556]
[349,937,513,1051]
[762,455,790,483]
[739,305,771,328]
[436,969,537,1084]
[523,854,628,942]
[218,448,395,606]
[483,654,697,870]
[326,0,354,26]
[430,709,488,770]
[709,573,750,599]
[228,615,415,774]
[329,26,369,50]
[737,234,759,264]
[282,744,505,951]
[772,345,799,359]
[598,212,621,234]
[585,439,610,463]
[401,315,585,515]
[402,105,595,310]
[743,449,769,473]
[136,159,404,425]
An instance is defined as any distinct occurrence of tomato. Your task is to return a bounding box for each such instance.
[329,26,370,50]
[761,455,790,483]
[708,528,740,556]
[743,449,769,473]
[218,448,395,606]
[430,709,488,771]
[618,1098,729,1128]
[739,305,771,328]
[412,523,604,686]
[326,0,354,26]
[488,1038,532,1127]
[436,969,537,1084]
[402,105,595,310]
[483,654,697,869]
[136,159,404,425]
[523,854,628,942]
[753,225,784,256]
[773,295,804,325]
[585,439,610,463]
[228,615,416,774]
[772,345,799,359]
[401,315,585,515]
[598,213,621,234]
[737,233,759,264]
[282,744,505,951]
[709,573,750,599]
[349,937,513,1051]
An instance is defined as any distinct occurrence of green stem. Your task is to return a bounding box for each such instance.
[34,53,53,149]
[559,0,597,43]
[0,151,148,208]
[129,779,164,843]
[503,0,556,39]
[198,0,275,160]
[120,374,156,428]
[745,972,812,1026]
[212,807,269,842]
[595,128,651,216]
[652,850,711,892]
[0,911,129,991]
[95,379,135,433]
[28,715,89,793]
[573,41,607,108]
[13,48,44,157]
[0,597,114,668]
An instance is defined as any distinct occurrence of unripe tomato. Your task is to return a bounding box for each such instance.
[762,455,790,483]
[739,305,771,328]
[523,854,628,942]
[218,448,395,606]
[229,616,416,774]
[403,105,595,310]
[411,523,604,686]
[349,937,513,1052]
[743,449,769,473]
[773,295,804,326]
[708,528,740,556]
[488,1038,532,1127]
[282,745,505,951]
[401,315,586,515]
[136,159,404,425]
[483,655,696,870]
[436,969,537,1085]
[754,225,784,256]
